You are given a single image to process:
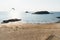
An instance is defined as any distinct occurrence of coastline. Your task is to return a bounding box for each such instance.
[0,22,60,29]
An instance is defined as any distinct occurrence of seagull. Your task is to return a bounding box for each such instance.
[12,8,15,10]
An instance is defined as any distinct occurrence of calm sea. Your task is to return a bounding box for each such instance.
[0,11,60,23]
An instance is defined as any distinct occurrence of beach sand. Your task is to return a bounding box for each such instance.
[0,22,60,40]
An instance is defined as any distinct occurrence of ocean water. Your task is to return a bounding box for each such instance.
[0,11,60,23]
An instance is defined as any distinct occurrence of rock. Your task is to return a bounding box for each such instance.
[2,20,9,23]
[56,17,60,19]
[1,19,21,23]
[32,11,50,14]
[25,11,29,13]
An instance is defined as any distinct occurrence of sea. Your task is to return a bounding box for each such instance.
[0,11,60,24]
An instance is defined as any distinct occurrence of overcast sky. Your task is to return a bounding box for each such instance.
[0,0,60,11]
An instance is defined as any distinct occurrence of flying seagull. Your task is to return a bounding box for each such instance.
[12,8,15,10]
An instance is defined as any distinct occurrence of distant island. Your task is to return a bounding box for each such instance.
[32,11,50,14]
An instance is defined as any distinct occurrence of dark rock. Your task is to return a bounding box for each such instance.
[56,17,60,19]
[32,11,50,14]
[25,11,29,13]
[1,19,21,23]
[2,20,9,23]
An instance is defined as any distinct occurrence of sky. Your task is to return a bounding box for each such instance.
[0,0,60,12]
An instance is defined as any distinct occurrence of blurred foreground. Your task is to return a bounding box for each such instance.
[0,22,60,40]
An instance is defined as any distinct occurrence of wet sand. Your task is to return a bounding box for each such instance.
[0,22,60,40]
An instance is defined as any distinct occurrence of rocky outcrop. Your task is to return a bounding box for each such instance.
[56,17,60,19]
[32,11,50,14]
[1,19,21,23]
[25,11,29,13]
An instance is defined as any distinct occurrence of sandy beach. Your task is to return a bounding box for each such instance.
[0,22,60,40]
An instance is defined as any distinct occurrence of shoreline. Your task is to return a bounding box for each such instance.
[0,22,60,29]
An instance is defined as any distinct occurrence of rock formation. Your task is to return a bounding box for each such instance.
[56,17,60,19]
[25,11,29,13]
[1,19,21,23]
[32,11,50,14]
